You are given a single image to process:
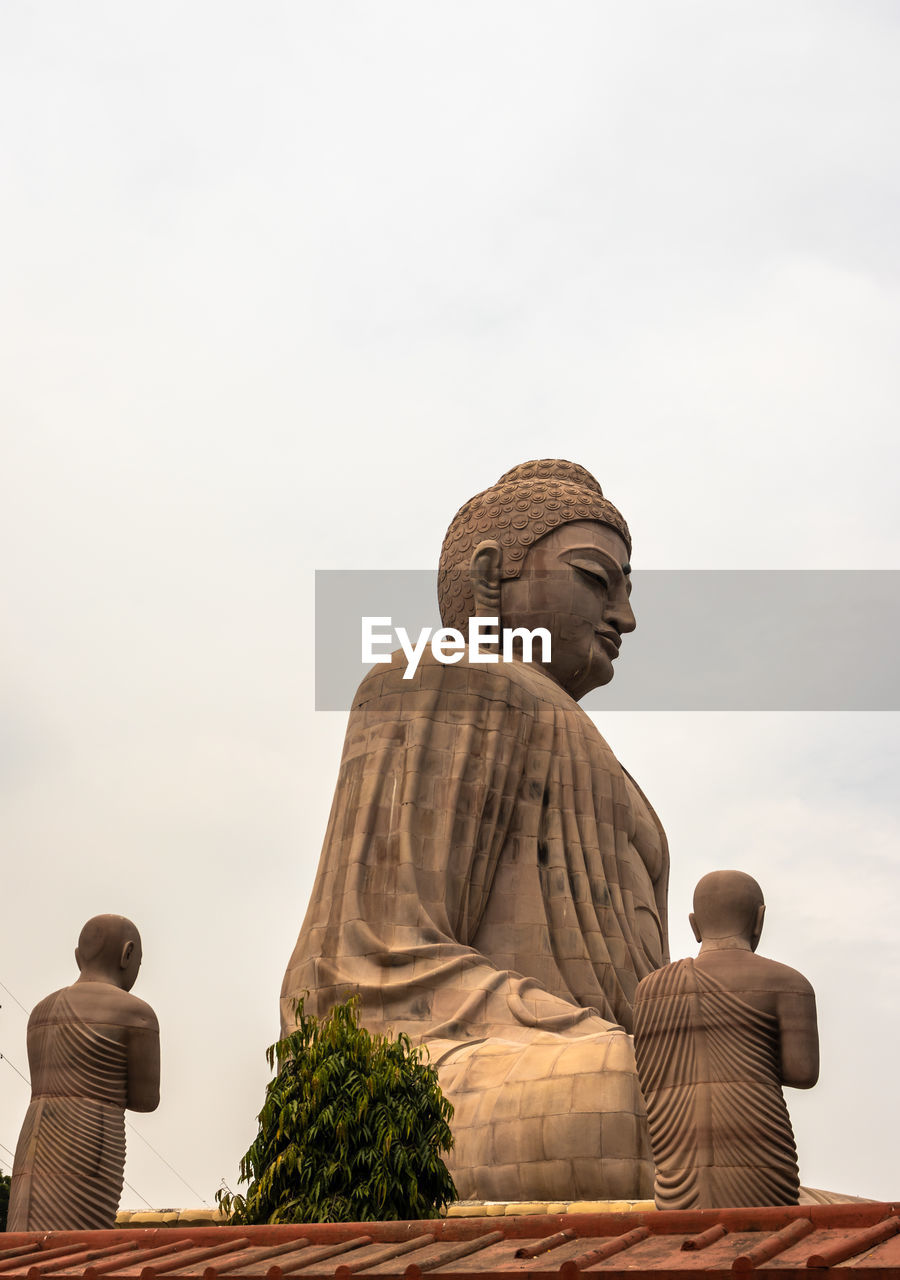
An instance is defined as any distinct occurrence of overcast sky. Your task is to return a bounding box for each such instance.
[2,2,899,1209]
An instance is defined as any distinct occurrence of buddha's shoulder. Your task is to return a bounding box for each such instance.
[738,952,816,998]
[28,988,70,1027]
[353,648,579,718]
[635,957,691,1001]
[47,982,158,1030]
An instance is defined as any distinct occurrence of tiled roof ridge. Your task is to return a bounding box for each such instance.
[113,1187,877,1229]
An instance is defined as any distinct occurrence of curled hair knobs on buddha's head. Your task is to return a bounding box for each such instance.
[438,458,631,632]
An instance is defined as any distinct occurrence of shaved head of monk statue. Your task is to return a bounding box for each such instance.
[633,871,819,1208]
[282,459,670,1201]
[8,915,160,1230]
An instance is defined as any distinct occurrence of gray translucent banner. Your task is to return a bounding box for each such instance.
[315,570,900,711]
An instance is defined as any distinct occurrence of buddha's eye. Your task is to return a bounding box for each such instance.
[568,558,609,590]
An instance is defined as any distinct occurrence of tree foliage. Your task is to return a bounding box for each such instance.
[0,1169,10,1232]
[216,995,456,1223]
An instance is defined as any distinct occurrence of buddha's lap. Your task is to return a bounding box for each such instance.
[428,1030,654,1201]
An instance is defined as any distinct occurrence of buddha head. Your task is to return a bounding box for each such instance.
[75,914,143,991]
[690,871,766,952]
[438,459,635,700]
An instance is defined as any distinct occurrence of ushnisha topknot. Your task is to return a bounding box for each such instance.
[438,458,631,632]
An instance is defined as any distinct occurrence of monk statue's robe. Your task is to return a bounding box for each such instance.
[632,957,801,1209]
[8,990,129,1231]
[282,646,669,1200]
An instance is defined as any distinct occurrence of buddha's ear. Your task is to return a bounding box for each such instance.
[689,912,702,945]
[74,948,83,973]
[120,940,135,970]
[470,540,503,617]
[750,903,765,952]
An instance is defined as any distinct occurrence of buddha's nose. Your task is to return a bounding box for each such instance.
[608,591,636,635]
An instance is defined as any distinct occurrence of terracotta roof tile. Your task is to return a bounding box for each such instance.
[3,1204,900,1279]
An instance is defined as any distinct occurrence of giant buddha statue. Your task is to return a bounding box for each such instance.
[281,459,670,1201]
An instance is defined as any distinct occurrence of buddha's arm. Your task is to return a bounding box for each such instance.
[622,766,671,966]
[776,985,819,1089]
[126,1012,160,1112]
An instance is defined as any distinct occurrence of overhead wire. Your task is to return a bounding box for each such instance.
[122,1179,154,1210]
[0,1052,30,1086]
[124,1125,209,1205]
[0,983,30,1015]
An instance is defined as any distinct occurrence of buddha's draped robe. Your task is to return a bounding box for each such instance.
[8,989,128,1231]
[632,958,800,1209]
[282,650,669,1199]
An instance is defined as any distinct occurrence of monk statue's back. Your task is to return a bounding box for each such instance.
[8,915,160,1231]
[633,871,819,1208]
[282,460,669,1201]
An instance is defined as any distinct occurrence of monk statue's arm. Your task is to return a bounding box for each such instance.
[126,1009,160,1112]
[775,983,819,1089]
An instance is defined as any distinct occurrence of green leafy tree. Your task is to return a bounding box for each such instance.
[217,996,456,1223]
[0,1169,10,1232]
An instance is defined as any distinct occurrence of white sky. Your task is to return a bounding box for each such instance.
[2,1,898,1208]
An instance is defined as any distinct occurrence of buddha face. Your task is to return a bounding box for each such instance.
[499,520,635,700]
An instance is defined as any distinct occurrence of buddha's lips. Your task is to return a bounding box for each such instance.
[596,630,621,658]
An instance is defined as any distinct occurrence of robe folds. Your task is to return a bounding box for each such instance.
[8,989,128,1231]
[632,958,801,1209]
[282,648,669,1045]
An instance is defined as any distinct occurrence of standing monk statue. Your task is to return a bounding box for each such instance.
[282,459,670,1201]
[632,871,819,1209]
[8,914,160,1230]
